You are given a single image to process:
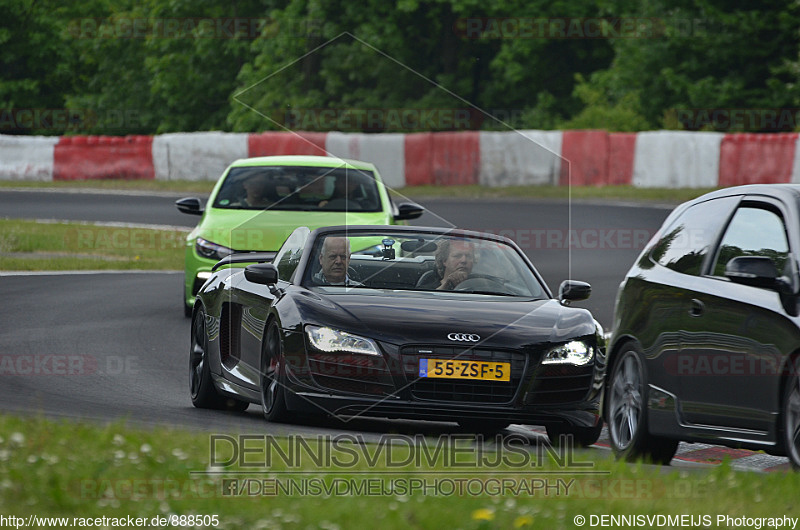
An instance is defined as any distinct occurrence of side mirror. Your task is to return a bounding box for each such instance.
[558,280,591,304]
[725,256,784,290]
[175,197,204,216]
[244,263,279,285]
[394,202,424,221]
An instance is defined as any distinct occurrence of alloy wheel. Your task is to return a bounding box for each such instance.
[609,350,644,450]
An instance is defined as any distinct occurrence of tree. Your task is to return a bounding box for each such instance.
[0,0,79,134]
[228,0,615,132]
[64,0,271,135]
[582,0,800,131]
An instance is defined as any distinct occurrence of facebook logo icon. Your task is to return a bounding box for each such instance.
[222,479,238,496]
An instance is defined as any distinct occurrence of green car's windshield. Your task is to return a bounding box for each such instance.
[212,165,381,212]
[304,230,547,298]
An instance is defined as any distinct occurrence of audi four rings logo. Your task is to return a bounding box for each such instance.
[448,333,480,342]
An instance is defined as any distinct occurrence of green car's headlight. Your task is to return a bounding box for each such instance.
[195,237,233,260]
[543,341,594,366]
[305,325,380,356]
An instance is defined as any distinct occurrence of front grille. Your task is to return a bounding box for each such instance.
[525,363,593,404]
[308,353,395,396]
[401,346,527,404]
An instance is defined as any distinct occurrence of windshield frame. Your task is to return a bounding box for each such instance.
[296,226,551,299]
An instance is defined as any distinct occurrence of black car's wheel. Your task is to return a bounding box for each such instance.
[782,366,800,468]
[261,321,291,423]
[546,422,603,447]
[606,345,677,465]
[457,419,510,434]
[190,308,248,411]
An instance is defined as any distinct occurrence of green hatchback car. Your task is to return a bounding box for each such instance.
[176,155,424,316]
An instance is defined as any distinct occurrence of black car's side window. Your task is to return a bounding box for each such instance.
[650,196,739,276]
[711,206,790,277]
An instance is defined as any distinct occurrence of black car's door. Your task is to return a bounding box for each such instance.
[677,199,800,431]
[630,196,740,410]
[229,227,309,391]
[232,278,277,390]
[212,272,276,392]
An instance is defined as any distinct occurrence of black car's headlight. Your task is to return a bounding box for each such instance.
[195,237,233,260]
[305,325,380,356]
[542,340,594,366]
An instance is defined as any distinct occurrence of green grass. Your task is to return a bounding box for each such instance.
[0,178,717,204]
[0,179,216,194]
[392,185,717,203]
[0,219,186,271]
[1,414,799,529]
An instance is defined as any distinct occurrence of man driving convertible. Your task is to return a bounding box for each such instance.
[416,239,475,290]
[313,236,363,286]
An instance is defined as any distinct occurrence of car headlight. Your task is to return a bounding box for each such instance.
[195,237,233,260]
[305,325,380,356]
[543,340,594,366]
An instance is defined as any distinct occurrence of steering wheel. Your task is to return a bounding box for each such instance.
[454,274,509,293]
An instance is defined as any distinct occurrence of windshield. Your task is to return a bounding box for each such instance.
[303,230,546,298]
[212,165,381,212]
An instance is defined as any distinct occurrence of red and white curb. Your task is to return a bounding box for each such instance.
[3,130,799,189]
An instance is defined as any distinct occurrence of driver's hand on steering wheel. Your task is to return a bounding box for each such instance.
[438,270,469,290]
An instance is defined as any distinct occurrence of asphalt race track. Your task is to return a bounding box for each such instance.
[0,189,790,470]
[0,188,675,326]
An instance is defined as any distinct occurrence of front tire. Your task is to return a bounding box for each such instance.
[261,321,291,422]
[190,308,248,411]
[606,345,677,465]
[782,367,800,469]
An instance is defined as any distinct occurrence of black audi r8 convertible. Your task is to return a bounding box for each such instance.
[189,225,606,444]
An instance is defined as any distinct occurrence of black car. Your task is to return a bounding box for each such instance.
[190,225,606,444]
[606,184,800,466]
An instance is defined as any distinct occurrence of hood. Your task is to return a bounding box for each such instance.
[293,289,597,349]
[196,209,390,251]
